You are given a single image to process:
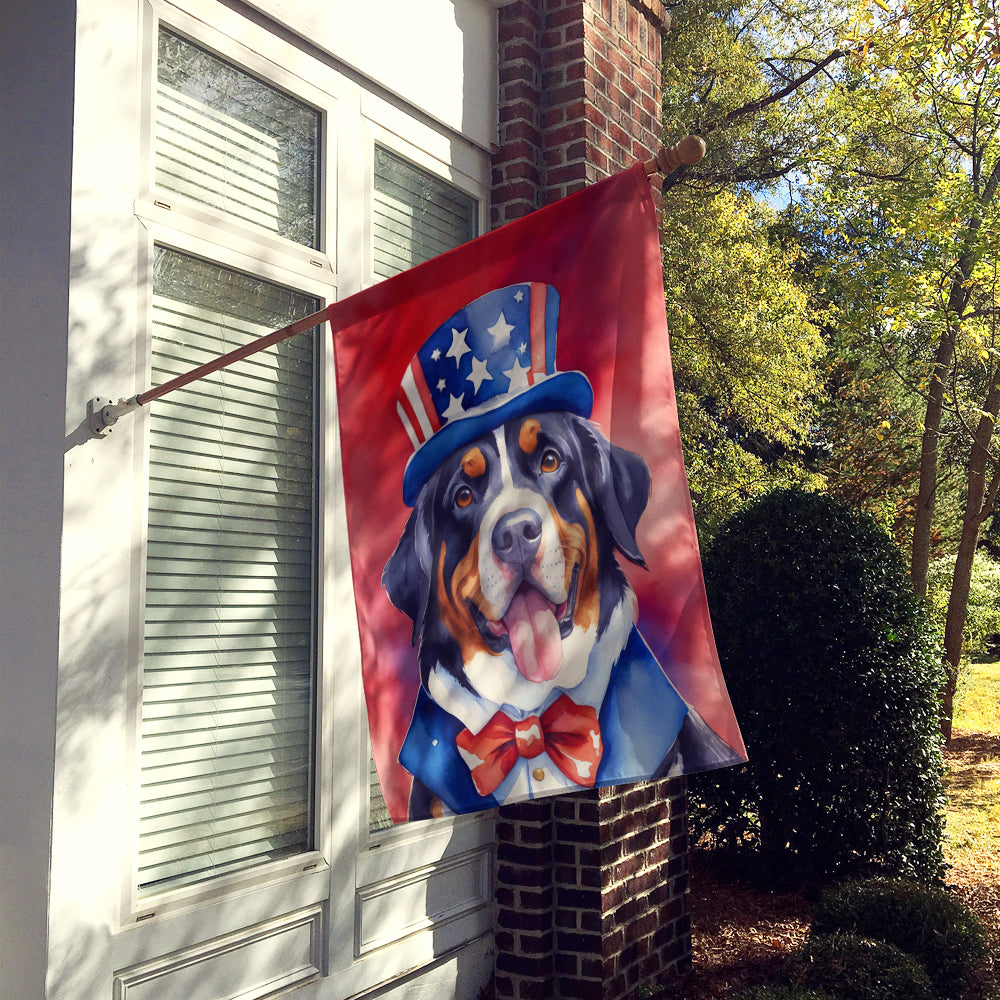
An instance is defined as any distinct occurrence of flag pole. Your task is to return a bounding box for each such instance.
[87,307,330,437]
[87,136,705,438]
[642,134,706,177]
[137,307,329,406]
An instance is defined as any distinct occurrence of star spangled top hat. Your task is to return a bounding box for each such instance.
[397,282,594,505]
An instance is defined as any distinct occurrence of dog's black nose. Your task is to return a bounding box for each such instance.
[492,509,543,567]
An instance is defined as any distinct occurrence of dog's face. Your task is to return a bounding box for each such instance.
[383,411,650,713]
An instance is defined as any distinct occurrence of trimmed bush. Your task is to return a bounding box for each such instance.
[693,489,946,882]
[793,933,934,1000]
[812,878,988,998]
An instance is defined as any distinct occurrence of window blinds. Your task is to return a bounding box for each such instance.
[156,28,320,249]
[138,248,318,895]
[372,146,478,280]
[368,148,477,831]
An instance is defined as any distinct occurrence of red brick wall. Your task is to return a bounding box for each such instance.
[492,0,667,226]
[494,783,691,1000]
[559,783,691,996]
[490,4,691,998]
[495,800,556,998]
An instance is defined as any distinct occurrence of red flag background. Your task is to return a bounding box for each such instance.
[331,163,745,823]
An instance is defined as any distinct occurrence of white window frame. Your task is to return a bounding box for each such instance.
[111,0,496,992]
[124,0,339,923]
[122,224,337,924]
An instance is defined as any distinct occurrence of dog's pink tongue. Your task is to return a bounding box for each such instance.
[505,588,563,683]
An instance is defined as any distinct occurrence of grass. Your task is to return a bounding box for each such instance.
[945,659,1000,868]
[955,658,1000,734]
[942,658,1000,1000]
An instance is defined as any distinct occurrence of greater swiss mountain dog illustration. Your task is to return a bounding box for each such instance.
[382,282,743,820]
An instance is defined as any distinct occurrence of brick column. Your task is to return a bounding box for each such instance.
[495,801,556,1000]
[493,0,667,225]
[493,1,544,226]
[491,3,692,999]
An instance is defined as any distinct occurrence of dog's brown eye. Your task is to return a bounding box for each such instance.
[455,486,474,508]
[540,449,561,473]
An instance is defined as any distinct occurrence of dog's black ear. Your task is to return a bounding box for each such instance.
[605,441,651,568]
[382,502,434,646]
[579,419,650,568]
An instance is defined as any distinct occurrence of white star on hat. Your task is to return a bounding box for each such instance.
[441,393,467,422]
[487,312,515,350]
[503,357,531,392]
[447,327,470,367]
[467,355,493,393]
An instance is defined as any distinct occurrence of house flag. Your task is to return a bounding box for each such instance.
[330,163,746,823]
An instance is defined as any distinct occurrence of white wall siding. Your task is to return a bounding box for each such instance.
[243,0,498,152]
[0,0,76,994]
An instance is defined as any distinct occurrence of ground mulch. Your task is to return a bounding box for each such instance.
[664,733,1000,999]
[670,849,814,999]
[947,857,1000,1000]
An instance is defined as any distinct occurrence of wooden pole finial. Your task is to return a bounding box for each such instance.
[643,135,707,176]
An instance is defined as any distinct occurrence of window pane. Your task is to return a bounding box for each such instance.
[156,28,320,248]
[139,247,318,895]
[372,146,477,279]
[369,149,478,831]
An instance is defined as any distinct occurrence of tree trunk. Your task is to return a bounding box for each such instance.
[940,375,1000,741]
[910,329,956,598]
[911,161,1000,597]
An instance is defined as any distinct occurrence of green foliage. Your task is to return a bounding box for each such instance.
[791,933,934,1000]
[658,1,839,542]
[693,488,947,882]
[661,0,852,193]
[630,984,660,1000]
[659,0,1000,742]
[811,878,988,999]
[732,988,837,1000]
[665,191,827,540]
[792,0,1000,597]
[784,231,931,550]
[927,550,1000,659]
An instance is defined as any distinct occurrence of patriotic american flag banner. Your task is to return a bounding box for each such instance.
[330,164,745,823]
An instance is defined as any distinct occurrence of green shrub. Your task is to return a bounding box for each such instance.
[731,987,837,1000]
[693,489,947,882]
[792,933,934,1000]
[811,878,988,998]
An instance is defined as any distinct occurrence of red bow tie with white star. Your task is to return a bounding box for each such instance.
[454,694,603,797]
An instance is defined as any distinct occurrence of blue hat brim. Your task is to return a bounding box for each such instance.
[401,371,594,505]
